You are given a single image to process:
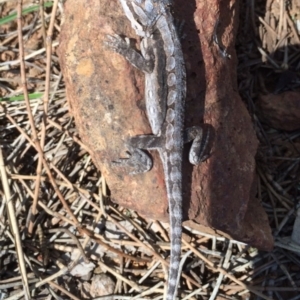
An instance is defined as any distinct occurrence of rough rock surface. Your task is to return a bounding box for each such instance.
[257,90,300,131]
[59,0,273,250]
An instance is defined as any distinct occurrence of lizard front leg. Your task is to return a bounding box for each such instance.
[105,34,154,73]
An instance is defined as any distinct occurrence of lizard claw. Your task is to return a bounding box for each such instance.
[112,149,152,175]
[104,34,129,53]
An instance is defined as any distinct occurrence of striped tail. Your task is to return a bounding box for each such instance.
[165,175,182,300]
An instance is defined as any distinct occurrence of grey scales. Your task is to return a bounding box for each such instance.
[105,0,211,299]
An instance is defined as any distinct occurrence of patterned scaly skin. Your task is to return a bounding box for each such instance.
[106,1,211,298]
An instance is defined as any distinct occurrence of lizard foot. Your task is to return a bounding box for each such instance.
[104,34,129,54]
[112,148,152,175]
[184,124,214,165]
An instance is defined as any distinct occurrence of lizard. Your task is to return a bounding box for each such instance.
[105,0,211,299]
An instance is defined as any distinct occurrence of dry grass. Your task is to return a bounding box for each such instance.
[0,0,300,299]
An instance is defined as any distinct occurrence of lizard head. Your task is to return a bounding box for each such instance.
[118,0,163,37]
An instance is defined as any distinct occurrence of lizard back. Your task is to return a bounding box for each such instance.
[106,1,194,299]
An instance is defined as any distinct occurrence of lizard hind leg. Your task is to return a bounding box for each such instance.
[112,148,152,175]
[112,134,162,175]
[184,124,214,165]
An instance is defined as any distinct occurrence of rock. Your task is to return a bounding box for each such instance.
[58,0,273,251]
[90,274,115,297]
[257,91,300,131]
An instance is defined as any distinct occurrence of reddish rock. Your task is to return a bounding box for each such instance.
[257,91,300,131]
[59,0,273,250]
